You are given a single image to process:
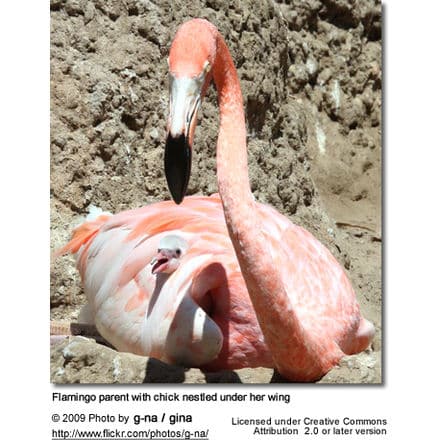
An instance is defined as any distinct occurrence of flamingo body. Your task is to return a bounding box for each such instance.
[61,193,371,373]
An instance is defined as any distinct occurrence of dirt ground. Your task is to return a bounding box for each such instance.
[50,0,382,383]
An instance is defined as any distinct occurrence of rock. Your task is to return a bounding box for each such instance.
[288,64,310,92]
[65,0,83,16]
[319,351,381,384]
[50,337,274,384]
[51,337,380,384]
[84,2,95,23]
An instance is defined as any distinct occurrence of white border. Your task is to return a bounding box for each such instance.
[3,1,440,438]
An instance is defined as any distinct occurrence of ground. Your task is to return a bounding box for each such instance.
[50,0,382,383]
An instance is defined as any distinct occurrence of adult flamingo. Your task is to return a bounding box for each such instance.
[56,19,374,382]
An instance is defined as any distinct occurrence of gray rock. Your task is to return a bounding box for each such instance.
[51,337,380,384]
[50,337,274,384]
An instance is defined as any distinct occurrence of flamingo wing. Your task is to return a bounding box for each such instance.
[61,196,230,365]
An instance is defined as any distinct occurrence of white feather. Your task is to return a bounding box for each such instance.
[86,205,113,222]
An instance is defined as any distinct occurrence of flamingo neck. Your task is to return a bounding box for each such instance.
[212,35,256,242]
[211,33,337,381]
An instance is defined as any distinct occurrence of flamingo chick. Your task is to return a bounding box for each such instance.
[150,234,189,274]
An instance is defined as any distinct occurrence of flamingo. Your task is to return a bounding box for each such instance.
[55,18,374,382]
